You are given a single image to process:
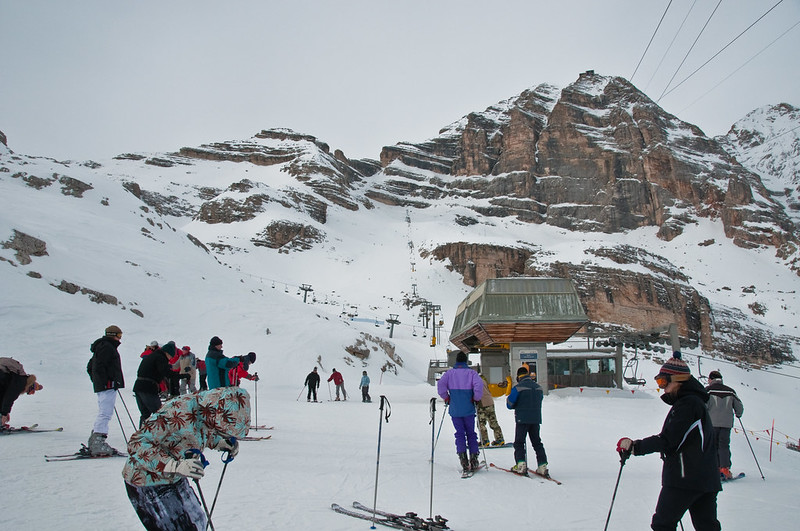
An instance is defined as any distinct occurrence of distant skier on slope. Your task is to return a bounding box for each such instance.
[0,357,43,427]
[437,351,483,475]
[616,352,722,531]
[359,371,371,403]
[122,386,250,530]
[328,368,347,401]
[304,367,320,402]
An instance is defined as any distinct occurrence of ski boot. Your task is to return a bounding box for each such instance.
[535,463,549,477]
[480,439,490,448]
[458,452,470,474]
[469,453,481,471]
[720,467,733,480]
[88,431,116,456]
[510,460,527,475]
[491,438,505,447]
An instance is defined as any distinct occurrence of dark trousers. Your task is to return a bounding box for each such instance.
[513,422,547,466]
[125,479,206,531]
[451,415,479,455]
[135,392,162,428]
[713,427,732,468]
[199,373,207,391]
[307,385,318,401]
[651,488,721,531]
[361,386,371,402]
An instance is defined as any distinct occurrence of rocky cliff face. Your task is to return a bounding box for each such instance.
[366,74,798,362]
[372,72,796,255]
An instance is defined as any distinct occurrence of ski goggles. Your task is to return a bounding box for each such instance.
[654,374,670,389]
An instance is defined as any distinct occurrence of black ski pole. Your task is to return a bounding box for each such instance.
[739,417,765,480]
[117,390,138,431]
[194,479,215,531]
[186,449,214,531]
[296,383,306,401]
[371,395,391,529]
[113,406,128,443]
[603,450,630,531]
[433,402,448,451]
[206,438,236,531]
[429,397,436,519]
[253,377,258,428]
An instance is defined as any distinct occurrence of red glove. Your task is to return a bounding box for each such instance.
[443,397,450,405]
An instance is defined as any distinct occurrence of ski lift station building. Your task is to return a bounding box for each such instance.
[446,277,622,394]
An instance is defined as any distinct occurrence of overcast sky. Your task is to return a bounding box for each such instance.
[1,0,798,162]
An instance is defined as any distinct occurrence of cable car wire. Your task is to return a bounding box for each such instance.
[661,0,786,101]
[676,18,800,116]
[644,0,699,92]
[631,0,674,82]
[657,0,724,102]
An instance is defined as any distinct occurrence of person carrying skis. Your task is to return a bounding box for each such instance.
[705,370,744,480]
[437,351,483,474]
[86,325,125,456]
[304,367,320,402]
[228,352,258,386]
[122,386,250,531]
[204,336,240,389]
[359,370,371,403]
[328,368,347,401]
[616,352,722,531]
[476,374,504,447]
[506,365,548,476]
[133,341,184,427]
[0,357,43,427]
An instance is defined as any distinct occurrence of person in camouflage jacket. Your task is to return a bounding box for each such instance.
[122,387,250,530]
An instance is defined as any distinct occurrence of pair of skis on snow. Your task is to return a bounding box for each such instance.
[332,501,450,530]
[0,423,64,435]
[45,444,127,462]
[489,462,563,484]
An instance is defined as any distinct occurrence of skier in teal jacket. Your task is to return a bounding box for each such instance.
[204,336,240,389]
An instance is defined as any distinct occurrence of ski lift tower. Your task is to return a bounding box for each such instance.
[449,278,588,395]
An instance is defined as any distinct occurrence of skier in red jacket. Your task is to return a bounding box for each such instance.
[327,368,347,401]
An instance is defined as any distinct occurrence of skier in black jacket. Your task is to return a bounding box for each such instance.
[133,341,184,427]
[86,325,125,456]
[617,352,722,531]
[304,367,321,402]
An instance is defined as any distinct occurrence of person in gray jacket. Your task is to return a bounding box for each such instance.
[705,370,744,479]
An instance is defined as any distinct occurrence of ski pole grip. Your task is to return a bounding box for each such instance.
[221,437,237,464]
[184,448,210,468]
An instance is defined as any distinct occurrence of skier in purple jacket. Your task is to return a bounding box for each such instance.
[437,351,483,474]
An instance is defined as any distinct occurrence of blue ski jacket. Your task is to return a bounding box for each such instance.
[437,362,483,417]
[506,374,543,425]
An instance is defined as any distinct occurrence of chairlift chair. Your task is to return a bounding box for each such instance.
[623,349,646,386]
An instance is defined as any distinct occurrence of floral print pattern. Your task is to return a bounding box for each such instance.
[122,387,250,487]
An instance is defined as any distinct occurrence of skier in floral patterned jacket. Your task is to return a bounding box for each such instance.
[122,386,250,530]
